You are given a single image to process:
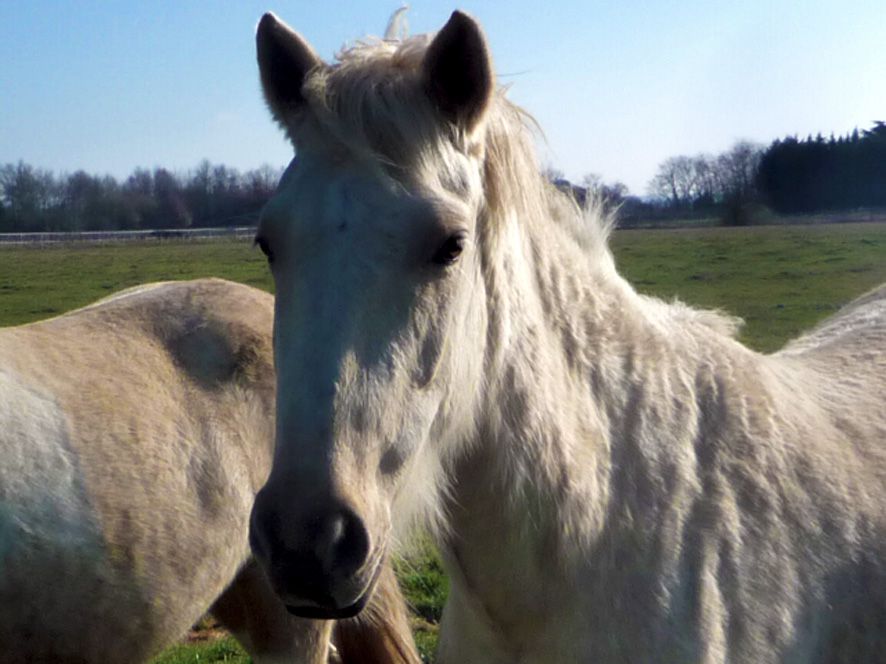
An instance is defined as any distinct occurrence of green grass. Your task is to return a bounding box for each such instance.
[0,239,271,328]
[150,637,248,664]
[2,225,883,353]
[1,222,884,662]
[394,537,450,661]
[611,222,886,352]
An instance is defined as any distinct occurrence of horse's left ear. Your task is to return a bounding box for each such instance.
[422,11,494,132]
[256,12,322,131]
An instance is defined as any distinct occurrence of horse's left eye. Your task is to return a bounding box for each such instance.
[254,236,274,263]
[431,232,466,266]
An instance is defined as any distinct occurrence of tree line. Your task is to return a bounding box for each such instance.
[645,121,886,224]
[3,122,883,233]
[647,141,761,211]
[0,161,282,233]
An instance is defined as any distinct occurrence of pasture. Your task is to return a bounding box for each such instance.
[1,221,884,662]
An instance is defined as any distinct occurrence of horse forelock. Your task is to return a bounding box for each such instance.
[297,35,442,168]
[290,30,616,272]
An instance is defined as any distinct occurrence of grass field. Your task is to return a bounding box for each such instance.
[1,222,884,662]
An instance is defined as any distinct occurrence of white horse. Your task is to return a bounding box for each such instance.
[0,278,418,664]
[249,10,886,663]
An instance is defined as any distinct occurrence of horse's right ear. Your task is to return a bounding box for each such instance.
[422,11,494,132]
[256,13,321,129]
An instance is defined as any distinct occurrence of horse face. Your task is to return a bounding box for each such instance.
[249,12,493,618]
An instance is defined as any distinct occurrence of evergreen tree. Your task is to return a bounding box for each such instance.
[756,122,886,213]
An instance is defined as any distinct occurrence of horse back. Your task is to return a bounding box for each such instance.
[779,284,886,360]
[0,278,276,662]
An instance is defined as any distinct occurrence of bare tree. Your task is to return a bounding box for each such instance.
[0,161,58,231]
[649,141,764,213]
[716,141,763,201]
[648,156,697,207]
[582,172,629,210]
[691,155,718,204]
[154,168,191,228]
[244,165,281,205]
[714,141,765,225]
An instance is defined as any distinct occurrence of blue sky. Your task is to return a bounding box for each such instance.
[2,1,884,195]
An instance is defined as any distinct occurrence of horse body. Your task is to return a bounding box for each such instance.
[250,10,886,662]
[437,254,886,663]
[0,278,418,663]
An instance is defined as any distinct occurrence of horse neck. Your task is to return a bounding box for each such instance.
[452,189,750,562]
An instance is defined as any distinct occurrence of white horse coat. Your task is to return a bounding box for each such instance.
[249,11,886,663]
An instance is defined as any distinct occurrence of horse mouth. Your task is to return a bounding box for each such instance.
[283,559,383,620]
[285,591,371,619]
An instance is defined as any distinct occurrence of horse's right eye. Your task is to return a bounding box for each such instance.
[254,236,274,263]
[431,232,467,266]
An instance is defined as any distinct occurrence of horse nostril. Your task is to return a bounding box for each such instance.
[250,489,372,594]
[320,508,370,577]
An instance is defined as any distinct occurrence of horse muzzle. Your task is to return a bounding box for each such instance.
[249,484,382,618]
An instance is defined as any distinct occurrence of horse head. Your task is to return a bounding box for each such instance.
[249,11,494,619]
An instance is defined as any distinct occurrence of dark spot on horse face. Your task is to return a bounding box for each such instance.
[379,445,407,476]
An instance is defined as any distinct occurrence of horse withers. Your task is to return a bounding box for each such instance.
[0,278,418,664]
[249,9,886,664]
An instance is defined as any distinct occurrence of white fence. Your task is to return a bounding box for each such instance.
[0,226,257,246]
